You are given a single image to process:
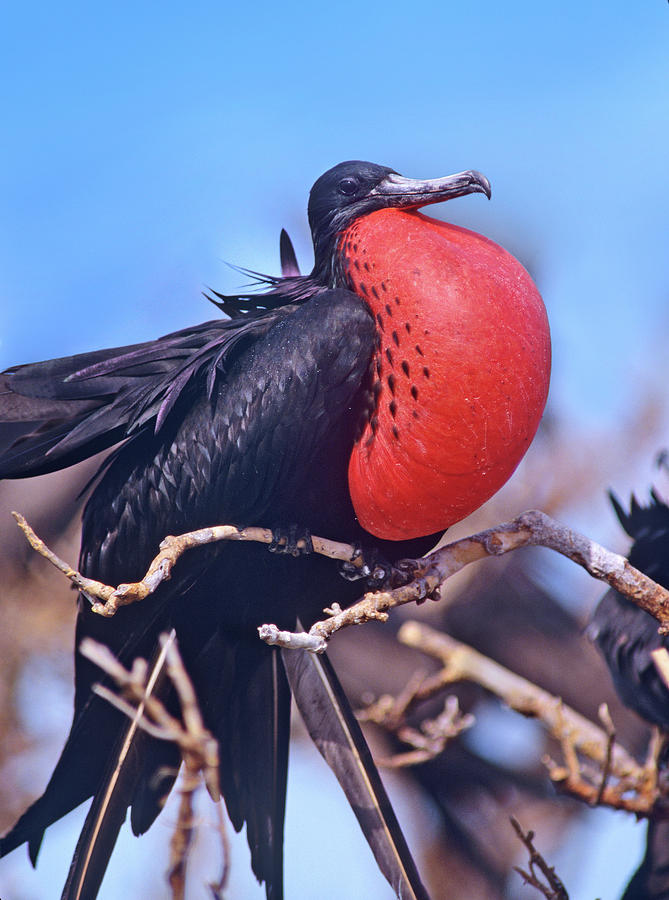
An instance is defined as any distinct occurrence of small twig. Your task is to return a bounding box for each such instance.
[511,817,569,900]
[258,624,329,653]
[358,670,429,733]
[376,697,475,768]
[357,620,663,810]
[645,727,665,773]
[397,622,641,780]
[12,511,118,606]
[208,800,231,899]
[358,675,474,767]
[272,509,669,648]
[652,647,669,692]
[594,704,616,805]
[396,621,666,814]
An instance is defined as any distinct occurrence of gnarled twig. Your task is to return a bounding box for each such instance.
[396,621,662,814]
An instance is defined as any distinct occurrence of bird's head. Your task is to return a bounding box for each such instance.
[308,160,491,282]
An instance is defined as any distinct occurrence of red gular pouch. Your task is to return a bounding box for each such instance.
[343,208,551,541]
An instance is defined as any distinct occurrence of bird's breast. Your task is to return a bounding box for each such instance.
[341,208,551,541]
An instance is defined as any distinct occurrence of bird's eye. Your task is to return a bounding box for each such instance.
[338,177,359,196]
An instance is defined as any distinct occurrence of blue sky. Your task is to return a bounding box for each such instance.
[1,1,669,897]
[2,1,668,433]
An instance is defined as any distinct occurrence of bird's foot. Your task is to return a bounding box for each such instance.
[391,558,437,601]
[339,544,402,588]
[268,524,314,558]
[341,547,429,593]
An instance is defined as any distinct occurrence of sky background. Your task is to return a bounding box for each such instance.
[1,1,668,897]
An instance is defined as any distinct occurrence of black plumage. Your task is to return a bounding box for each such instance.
[590,491,669,730]
[590,490,669,900]
[0,161,490,898]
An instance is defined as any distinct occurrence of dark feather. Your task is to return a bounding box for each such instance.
[196,635,290,896]
[282,641,430,900]
[591,490,669,728]
[279,229,301,277]
[0,312,291,478]
[591,490,669,897]
[204,273,320,319]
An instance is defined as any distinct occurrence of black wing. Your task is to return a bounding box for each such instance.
[1,288,378,900]
[0,311,290,478]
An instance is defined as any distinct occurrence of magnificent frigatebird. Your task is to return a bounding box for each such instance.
[590,491,669,899]
[0,160,551,898]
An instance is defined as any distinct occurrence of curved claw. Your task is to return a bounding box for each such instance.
[339,544,367,581]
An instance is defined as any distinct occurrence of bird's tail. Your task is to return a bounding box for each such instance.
[282,639,430,900]
[187,629,291,900]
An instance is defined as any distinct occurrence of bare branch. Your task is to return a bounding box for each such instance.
[257,624,328,653]
[13,513,360,617]
[14,508,669,649]
[397,622,641,778]
[510,817,569,900]
[12,511,117,606]
[652,647,669,692]
[365,695,475,768]
[80,636,227,899]
[396,621,665,814]
[287,509,669,648]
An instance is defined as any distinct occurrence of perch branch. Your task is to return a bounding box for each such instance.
[13,509,669,649]
[277,508,669,650]
[12,512,359,617]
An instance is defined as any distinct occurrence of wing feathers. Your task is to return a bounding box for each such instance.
[0,314,284,478]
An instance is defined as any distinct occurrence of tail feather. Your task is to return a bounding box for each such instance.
[0,699,120,866]
[187,631,290,899]
[282,642,430,900]
[279,230,301,277]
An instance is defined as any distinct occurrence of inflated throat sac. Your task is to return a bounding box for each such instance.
[342,208,551,541]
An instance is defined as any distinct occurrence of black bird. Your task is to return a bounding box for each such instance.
[591,491,669,730]
[0,160,548,899]
[590,491,669,899]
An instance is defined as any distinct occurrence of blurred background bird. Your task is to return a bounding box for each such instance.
[590,491,669,900]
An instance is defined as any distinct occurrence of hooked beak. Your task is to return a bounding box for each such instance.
[370,169,491,209]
